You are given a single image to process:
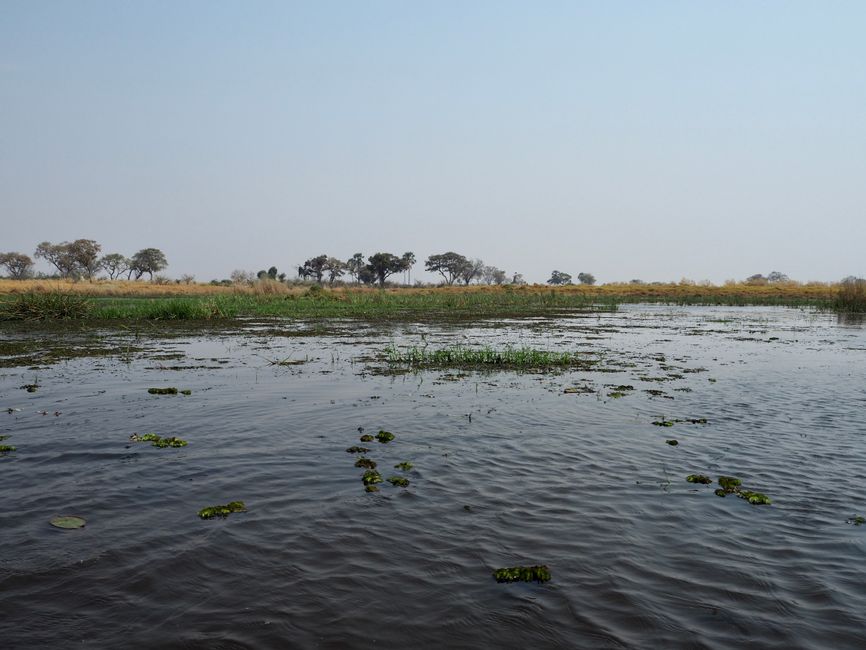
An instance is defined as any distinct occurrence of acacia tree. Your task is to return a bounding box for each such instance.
[100,253,130,280]
[324,257,346,285]
[577,272,596,285]
[481,265,507,285]
[548,270,572,285]
[130,248,168,280]
[68,239,102,280]
[0,252,34,279]
[425,252,469,285]
[34,241,79,278]
[366,252,409,287]
[300,255,328,283]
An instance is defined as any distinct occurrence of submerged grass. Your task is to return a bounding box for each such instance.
[385,344,589,370]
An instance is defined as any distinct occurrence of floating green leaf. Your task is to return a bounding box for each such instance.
[50,515,86,529]
[846,515,865,526]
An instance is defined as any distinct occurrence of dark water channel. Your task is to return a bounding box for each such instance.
[1,305,865,649]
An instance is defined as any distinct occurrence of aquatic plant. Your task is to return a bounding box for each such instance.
[608,391,627,398]
[49,515,86,529]
[394,461,413,471]
[846,515,865,526]
[384,344,591,370]
[362,470,382,486]
[666,439,678,446]
[180,389,192,395]
[686,474,712,484]
[0,292,93,321]
[355,457,377,469]
[493,565,551,583]
[346,446,370,454]
[738,490,771,505]
[147,387,178,395]
[652,419,675,427]
[0,444,16,453]
[365,485,380,493]
[359,434,374,442]
[198,501,247,519]
[718,476,742,491]
[376,430,395,443]
[387,476,410,487]
[130,433,187,448]
[835,277,866,312]
[20,383,39,392]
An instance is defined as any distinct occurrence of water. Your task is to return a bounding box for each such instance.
[1,305,865,649]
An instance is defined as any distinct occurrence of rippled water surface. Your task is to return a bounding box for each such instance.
[2,306,865,649]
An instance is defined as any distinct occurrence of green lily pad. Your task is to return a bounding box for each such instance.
[493,565,551,583]
[50,515,86,529]
[652,419,675,427]
[179,389,192,396]
[375,430,395,443]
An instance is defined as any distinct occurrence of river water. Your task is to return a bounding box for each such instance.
[1,305,864,649]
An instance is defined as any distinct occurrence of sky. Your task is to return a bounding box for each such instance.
[2,1,864,284]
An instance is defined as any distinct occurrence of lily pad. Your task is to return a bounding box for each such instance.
[376,430,395,443]
[50,515,86,529]
[198,501,247,519]
[394,461,413,471]
[493,565,551,583]
[686,474,712,484]
[387,476,410,487]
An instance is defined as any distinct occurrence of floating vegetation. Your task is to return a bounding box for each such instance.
[652,419,675,427]
[130,433,187,448]
[493,565,551,583]
[148,387,178,395]
[653,417,708,427]
[355,457,377,469]
[686,474,712,484]
[179,389,192,395]
[20,383,39,392]
[394,461,414,471]
[385,344,592,370]
[608,391,628,399]
[645,389,666,397]
[564,384,595,394]
[387,476,410,487]
[0,435,9,441]
[376,430,395,443]
[49,515,86,529]
[362,470,383,486]
[365,485,380,493]
[0,444,17,453]
[666,439,679,446]
[704,475,771,505]
[846,515,865,526]
[359,434,374,442]
[346,446,370,454]
[198,501,246,519]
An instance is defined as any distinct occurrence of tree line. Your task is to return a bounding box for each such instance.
[0,240,168,280]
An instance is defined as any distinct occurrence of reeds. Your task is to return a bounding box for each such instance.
[836,277,866,312]
[0,292,93,320]
[384,344,588,369]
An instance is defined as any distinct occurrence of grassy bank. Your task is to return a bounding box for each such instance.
[0,280,850,322]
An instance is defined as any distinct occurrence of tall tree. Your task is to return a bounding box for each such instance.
[100,253,130,280]
[547,270,572,285]
[367,252,408,287]
[34,241,78,278]
[401,251,416,285]
[346,253,365,283]
[130,248,168,280]
[300,255,328,283]
[481,265,507,285]
[68,239,102,280]
[425,252,469,285]
[324,257,346,285]
[577,272,596,285]
[0,252,34,279]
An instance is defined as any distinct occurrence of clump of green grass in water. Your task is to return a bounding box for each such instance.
[129,433,187,448]
[362,470,382,486]
[847,515,866,526]
[387,476,410,487]
[686,474,711,484]
[493,565,551,583]
[0,292,92,321]
[198,501,246,519]
[376,430,395,443]
[836,277,866,312]
[148,387,178,395]
[704,475,771,505]
[385,345,588,370]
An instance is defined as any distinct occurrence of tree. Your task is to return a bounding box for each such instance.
[68,239,102,280]
[100,253,130,280]
[366,252,409,287]
[34,241,79,278]
[324,257,346,285]
[547,270,572,285]
[425,252,469,285]
[300,255,328,283]
[481,265,507,285]
[130,248,168,280]
[401,252,416,285]
[457,258,484,285]
[767,271,789,283]
[231,269,254,284]
[346,253,365,283]
[511,273,526,285]
[745,274,768,286]
[0,252,34,279]
[577,272,596,285]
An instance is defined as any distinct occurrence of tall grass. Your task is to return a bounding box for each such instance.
[384,344,589,369]
[836,277,866,312]
[0,292,93,320]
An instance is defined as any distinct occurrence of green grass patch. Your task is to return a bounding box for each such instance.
[385,344,591,370]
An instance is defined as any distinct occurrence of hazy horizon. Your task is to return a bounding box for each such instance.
[3,1,864,284]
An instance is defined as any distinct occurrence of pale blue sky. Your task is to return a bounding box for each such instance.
[2,1,864,283]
